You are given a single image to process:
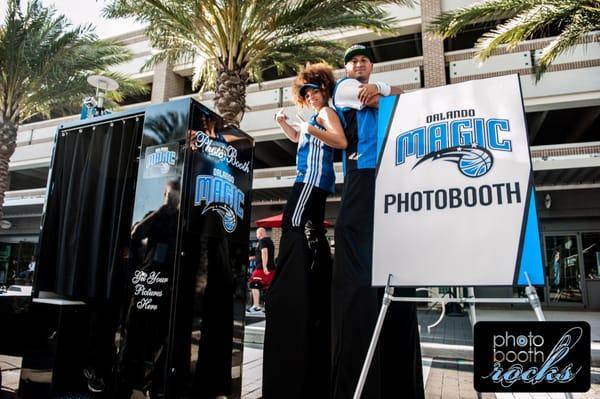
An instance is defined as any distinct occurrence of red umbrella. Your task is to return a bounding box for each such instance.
[255,213,332,228]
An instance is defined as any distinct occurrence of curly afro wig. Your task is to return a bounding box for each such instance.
[291,63,336,108]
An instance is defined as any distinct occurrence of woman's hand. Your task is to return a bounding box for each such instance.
[275,108,300,142]
[306,107,347,149]
[275,108,288,125]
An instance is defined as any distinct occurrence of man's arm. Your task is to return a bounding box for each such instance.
[390,86,403,95]
[358,83,403,108]
[261,247,270,274]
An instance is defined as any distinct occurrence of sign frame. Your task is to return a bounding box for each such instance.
[372,74,545,287]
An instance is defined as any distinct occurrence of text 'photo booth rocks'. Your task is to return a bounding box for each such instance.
[19,99,254,399]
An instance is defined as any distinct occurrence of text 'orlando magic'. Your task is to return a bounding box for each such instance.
[386,110,522,213]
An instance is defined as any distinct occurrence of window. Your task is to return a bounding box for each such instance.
[8,167,49,191]
[582,233,600,280]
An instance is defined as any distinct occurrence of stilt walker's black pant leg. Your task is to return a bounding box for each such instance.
[193,238,234,397]
[380,288,424,398]
[263,231,311,398]
[263,182,331,398]
[331,170,424,399]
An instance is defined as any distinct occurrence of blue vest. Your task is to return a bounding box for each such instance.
[295,114,336,192]
[335,106,378,175]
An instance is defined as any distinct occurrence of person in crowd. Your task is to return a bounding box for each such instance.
[331,44,425,399]
[247,227,276,313]
[17,256,36,280]
[262,63,346,398]
[552,249,561,287]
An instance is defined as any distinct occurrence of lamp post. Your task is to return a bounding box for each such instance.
[81,75,119,119]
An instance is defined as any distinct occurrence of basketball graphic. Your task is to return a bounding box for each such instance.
[202,204,238,233]
[159,162,171,174]
[222,207,237,233]
[412,146,494,178]
[458,148,493,177]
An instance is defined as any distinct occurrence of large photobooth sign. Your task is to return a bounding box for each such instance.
[373,74,544,287]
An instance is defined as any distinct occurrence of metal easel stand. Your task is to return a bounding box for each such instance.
[353,273,573,399]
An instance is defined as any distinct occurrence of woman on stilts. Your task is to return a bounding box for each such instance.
[262,63,347,398]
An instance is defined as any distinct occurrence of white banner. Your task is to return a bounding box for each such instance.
[373,75,543,287]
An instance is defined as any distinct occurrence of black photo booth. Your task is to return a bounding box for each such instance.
[14,98,254,398]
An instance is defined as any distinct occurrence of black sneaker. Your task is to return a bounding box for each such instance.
[83,367,106,393]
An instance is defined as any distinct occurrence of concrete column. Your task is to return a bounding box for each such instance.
[270,227,282,259]
[151,61,186,103]
[421,0,447,88]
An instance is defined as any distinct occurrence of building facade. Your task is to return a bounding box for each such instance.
[1,0,599,309]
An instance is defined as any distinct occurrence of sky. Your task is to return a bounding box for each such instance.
[0,0,145,38]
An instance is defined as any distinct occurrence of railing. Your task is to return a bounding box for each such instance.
[446,33,600,89]
[15,101,152,146]
[253,163,343,179]
[531,142,600,160]
[171,56,425,113]
[4,188,46,206]
[252,142,600,183]
[3,141,598,208]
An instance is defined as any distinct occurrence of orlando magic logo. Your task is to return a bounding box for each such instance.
[195,174,245,233]
[201,205,238,233]
[146,147,177,174]
[413,145,493,178]
[396,117,511,178]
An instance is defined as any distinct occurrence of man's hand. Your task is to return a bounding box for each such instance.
[358,83,379,104]
[364,94,380,109]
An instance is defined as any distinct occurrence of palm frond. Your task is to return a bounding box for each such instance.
[428,0,534,38]
[103,0,417,124]
[537,8,600,77]
[0,0,148,123]
[474,2,574,60]
[428,0,600,79]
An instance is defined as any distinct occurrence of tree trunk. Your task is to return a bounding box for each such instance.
[214,67,249,127]
[0,119,18,219]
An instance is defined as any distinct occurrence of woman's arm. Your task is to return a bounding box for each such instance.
[275,108,300,142]
[309,107,347,149]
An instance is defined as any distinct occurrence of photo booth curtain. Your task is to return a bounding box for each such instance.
[36,117,143,300]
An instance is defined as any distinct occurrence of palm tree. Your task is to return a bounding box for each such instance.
[104,0,414,126]
[428,0,600,78]
[0,0,148,217]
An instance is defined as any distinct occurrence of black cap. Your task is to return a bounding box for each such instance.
[344,44,373,64]
[299,82,321,97]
